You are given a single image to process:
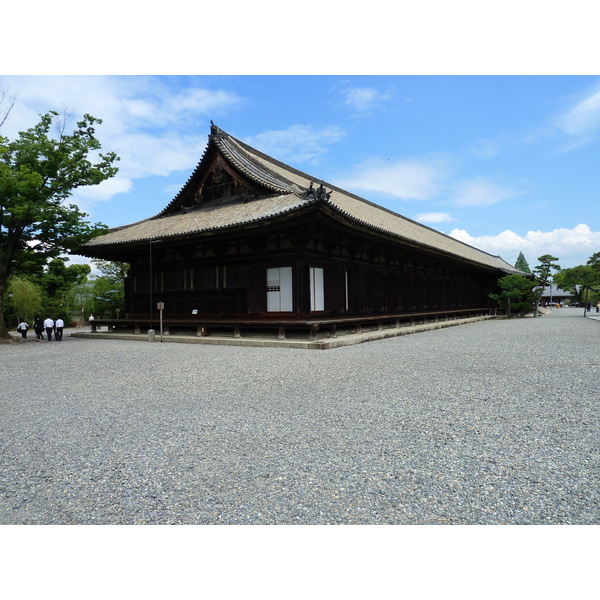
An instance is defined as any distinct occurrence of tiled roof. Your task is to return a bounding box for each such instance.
[84,193,312,246]
[540,286,575,297]
[83,124,523,274]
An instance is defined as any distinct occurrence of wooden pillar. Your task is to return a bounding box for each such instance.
[295,258,308,316]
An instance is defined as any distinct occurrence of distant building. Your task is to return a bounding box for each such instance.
[540,285,575,305]
[80,123,524,341]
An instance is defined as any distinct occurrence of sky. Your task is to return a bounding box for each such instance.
[2,74,598,272]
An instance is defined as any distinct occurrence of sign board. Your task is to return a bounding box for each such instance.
[157,302,165,310]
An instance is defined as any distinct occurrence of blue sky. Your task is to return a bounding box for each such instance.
[3,1,599,274]
[2,74,599,270]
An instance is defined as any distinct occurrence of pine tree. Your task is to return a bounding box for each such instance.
[515,251,531,273]
[532,254,561,317]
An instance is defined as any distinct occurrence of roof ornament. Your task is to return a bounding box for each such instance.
[210,120,222,138]
[211,164,224,183]
[305,182,316,199]
[305,181,331,201]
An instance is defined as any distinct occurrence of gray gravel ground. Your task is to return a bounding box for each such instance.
[1,309,598,525]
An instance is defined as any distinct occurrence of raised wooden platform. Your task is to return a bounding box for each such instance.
[82,308,495,348]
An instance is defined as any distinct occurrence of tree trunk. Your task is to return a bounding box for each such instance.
[533,290,541,317]
[0,280,10,339]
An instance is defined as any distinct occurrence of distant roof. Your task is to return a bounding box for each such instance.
[540,285,575,298]
[83,123,524,274]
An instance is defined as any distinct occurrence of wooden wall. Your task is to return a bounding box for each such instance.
[123,215,499,320]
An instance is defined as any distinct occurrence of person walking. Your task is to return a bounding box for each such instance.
[17,320,29,339]
[33,315,44,340]
[44,316,55,341]
[55,317,64,341]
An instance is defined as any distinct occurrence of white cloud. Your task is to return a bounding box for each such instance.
[110,132,205,179]
[70,177,133,214]
[467,135,511,159]
[164,88,240,117]
[449,223,600,268]
[452,177,520,207]
[544,83,600,152]
[74,177,132,202]
[0,75,242,204]
[1,76,241,135]
[337,157,450,201]
[415,212,455,224]
[341,86,391,112]
[554,85,600,137]
[243,124,347,164]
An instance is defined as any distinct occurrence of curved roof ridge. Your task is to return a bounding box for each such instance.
[214,130,301,195]
[223,131,314,179]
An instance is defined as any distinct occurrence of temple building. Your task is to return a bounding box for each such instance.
[80,123,523,344]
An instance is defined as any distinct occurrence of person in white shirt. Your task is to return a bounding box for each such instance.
[17,320,29,339]
[44,317,55,341]
[55,317,65,341]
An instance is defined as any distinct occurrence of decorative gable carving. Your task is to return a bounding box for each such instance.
[172,156,262,214]
[197,159,257,203]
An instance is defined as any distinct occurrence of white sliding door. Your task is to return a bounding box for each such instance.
[267,266,293,312]
[310,267,324,312]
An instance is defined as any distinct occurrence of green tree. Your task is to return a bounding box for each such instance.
[65,280,95,325]
[553,265,595,302]
[0,108,119,338]
[531,254,560,317]
[514,251,531,273]
[39,258,91,319]
[585,253,600,308]
[6,277,42,325]
[489,274,535,317]
[92,259,129,283]
[554,254,600,310]
[587,252,600,281]
[88,260,129,318]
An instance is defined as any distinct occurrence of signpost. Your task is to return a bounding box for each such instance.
[157,302,165,341]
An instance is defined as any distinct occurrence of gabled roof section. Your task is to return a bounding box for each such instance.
[155,123,307,217]
[83,123,525,275]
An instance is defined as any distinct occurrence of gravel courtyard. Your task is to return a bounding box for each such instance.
[1,309,598,525]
